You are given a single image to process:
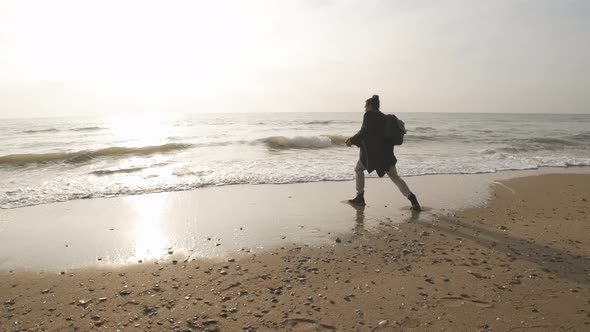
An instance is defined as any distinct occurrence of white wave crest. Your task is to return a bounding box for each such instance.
[262,135,348,149]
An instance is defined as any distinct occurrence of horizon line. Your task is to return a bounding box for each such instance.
[1,110,589,120]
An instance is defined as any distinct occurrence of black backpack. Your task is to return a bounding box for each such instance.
[383,114,406,145]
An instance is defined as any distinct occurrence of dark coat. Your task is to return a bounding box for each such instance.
[350,110,396,177]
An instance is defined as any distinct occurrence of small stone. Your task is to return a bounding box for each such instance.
[220,270,228,275]
[143,306,157,315]
[98,297,107,302]
[78,299,91,306]
[335,237,342,243]
[41,288,50,294]
[378,320,389,327]
[119,290,132,296]
[228,258,235,263]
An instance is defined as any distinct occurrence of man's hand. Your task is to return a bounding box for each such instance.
[345,138,352,147]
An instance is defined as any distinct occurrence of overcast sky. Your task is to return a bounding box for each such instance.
[1,0,589,118]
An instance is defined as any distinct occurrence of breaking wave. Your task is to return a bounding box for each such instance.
[22,126,106,134]
[90,167,148,176]
[70,126,106,132]
[22,128,59,134]
[0,143,192,166]
[262,135,348,149]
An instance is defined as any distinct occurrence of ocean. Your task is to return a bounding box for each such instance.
[0,112,589,209]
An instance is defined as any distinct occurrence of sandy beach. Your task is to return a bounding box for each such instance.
[1,171,589,331]
[2,0,590,330]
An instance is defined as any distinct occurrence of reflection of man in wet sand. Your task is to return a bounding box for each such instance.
[351,205,366,236]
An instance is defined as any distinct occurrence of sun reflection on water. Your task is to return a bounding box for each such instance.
[130,193,169,261]
[107,114,170,147]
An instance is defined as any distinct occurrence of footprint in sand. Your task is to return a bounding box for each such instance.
[440,296,494,308]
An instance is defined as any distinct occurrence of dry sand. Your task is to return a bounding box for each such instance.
[1,173,589,331]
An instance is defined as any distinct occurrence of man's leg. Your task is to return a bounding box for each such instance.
[349,160,366,206]
[355,160,366,195]
[386,165,411,197]
[386,165,421,211]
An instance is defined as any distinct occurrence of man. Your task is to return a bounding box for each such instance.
[345,95,421,211]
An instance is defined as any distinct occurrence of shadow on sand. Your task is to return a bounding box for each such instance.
[344,200,588,284]
[411,215,590,284]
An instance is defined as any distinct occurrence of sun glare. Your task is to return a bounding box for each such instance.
[130,193,169,261]
[108,114,170,147]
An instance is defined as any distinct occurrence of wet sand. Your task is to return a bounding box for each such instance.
[1,167,589,271]
[1,172,589,331]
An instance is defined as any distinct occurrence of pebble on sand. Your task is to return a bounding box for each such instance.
[78,299,90,306]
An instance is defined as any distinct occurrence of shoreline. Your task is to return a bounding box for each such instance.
[3,165,590,211]
[1,167,590,272]
[0,173,589,331]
